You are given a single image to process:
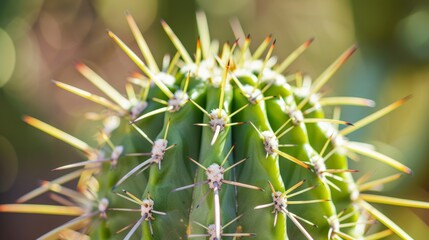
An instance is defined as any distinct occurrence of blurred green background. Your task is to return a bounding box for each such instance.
[0,0,428,239]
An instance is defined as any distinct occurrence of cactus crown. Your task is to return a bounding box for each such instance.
[1,11,428,240]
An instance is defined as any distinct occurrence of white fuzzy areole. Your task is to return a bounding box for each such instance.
[287,108,304,125]
[207,224,221,240]
[233,69,257,83]
[181,60,220,82]
[272,191,287,213]
[209,109,228,132]
[98,198,109,212]
[261,130,278,155]
[206,163,224,189]
[242,85,263,104]
[98,197,109,219]
[141,199,154,218]
[354,208,370,239]
[242,57,277,73]
[168,90,189,112]
[111,145,124,167]
[326,215,341,238]
[261,69,289,87]
[293,75,313,98]
[242,59,263,73]
[130,101,148,120]
[348,181,360,202]
[318,122,348,155]
[103,116,120,135]
[151,139,168,164]
[155,72,175,86]
[309,94,321,109]
[210,75,223,89]
[311,154,326,178]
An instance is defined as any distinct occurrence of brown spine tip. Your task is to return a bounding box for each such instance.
[346,122,354,126]
[22,115,31,123]
[405,167,413,175]
[398,94,412,105]
[339,45,358,64]
[124,10,130,16]
[233,38,240,46]
[348,44,358,55]
[74,62,85,71]
[0,205,5,211]
[106,29,115,38]
[40,180,49,187]
[131,72,144,78]
[305,37,315,47]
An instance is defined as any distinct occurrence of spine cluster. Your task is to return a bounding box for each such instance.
[1,11,428,240]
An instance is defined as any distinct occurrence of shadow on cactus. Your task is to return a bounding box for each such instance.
[1,11,428,240]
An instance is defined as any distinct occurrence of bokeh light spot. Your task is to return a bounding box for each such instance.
[0,28,16,88]
[197,0,251,16]
[94,0,158,33]
[39,13,62,49]
[397,8,429,59]
[0,136,18,193]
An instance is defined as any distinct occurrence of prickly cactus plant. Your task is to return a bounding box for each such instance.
[1,11,429,240]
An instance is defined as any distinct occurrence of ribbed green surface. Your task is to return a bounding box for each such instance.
[6,12,424,240]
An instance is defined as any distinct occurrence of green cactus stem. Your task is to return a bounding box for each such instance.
[1,11,428,240]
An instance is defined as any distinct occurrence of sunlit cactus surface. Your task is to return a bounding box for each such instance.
[2,11,429,240]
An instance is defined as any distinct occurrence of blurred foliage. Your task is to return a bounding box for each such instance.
[0,0,428,238]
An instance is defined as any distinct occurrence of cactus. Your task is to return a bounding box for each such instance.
[1,11,428,240]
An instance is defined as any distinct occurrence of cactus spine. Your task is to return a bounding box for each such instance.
[1,11,429,240]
